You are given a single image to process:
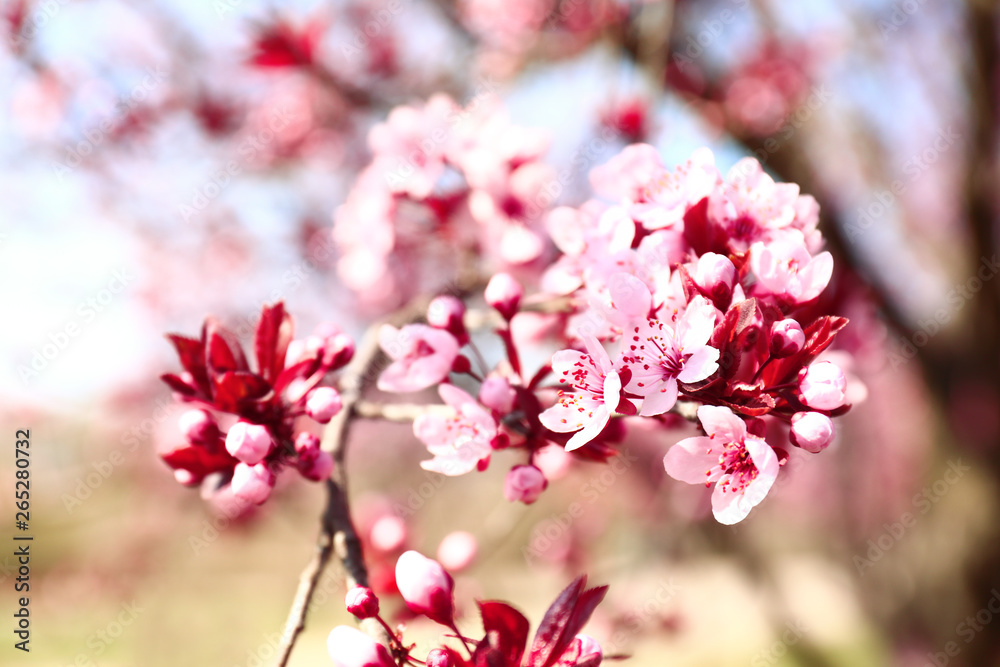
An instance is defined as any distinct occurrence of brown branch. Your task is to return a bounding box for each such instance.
[274,281,482,665]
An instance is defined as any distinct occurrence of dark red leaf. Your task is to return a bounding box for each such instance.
[526,576,607,667]
[206,319,248,376]
[273,358,321,395]
[255,302,294,384]
[165,334,210,394]
[160,441,236,478]
[213,371,273,413]
[476,601,530,666]
[248,18,324,68]
[160,373,198,396]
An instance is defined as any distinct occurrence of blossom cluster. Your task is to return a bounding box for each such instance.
[375,138,852,524]
[159,302,353,506]
[333,93,555,309]
[329,550,606,667]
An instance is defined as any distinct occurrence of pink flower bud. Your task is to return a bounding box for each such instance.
[770,319,805,358]
[323,332,356,371]
[427,295,468,343]
[479,376,516,414]
[798,361,847,410]
[179,409,219,446]
[436,531,478,572]
[694,252,736,309]
[503,465,547,505]
[485,272,523,320]
[370,515,407,553]
[306,387,343,423]
[298,449,334,481]
[790,411,835,453]
[294,431,321,455]
[394,550,455,626]
[230,462,275,505]
[425,648,455,667]
[327,626,394,667]
[225,422,273,465]
[345,586,380,619]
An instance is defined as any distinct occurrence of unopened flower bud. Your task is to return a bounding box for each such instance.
[436,531,478,572]
[503,465,548,505]
[427,295,468,343]
[694,252,736,309]
[179,409,219,446]
[306,387,343,423]
[298,449,334,481]
[424,648,456,667]
[798,361,847,410]
[790,411,835,453]
[394,551,455,626]
[345,586,380,619]
[225,421,273,465]
[327,626,394,667]
[425,648,456,667]
[230,462,275,505]
[770,319,805,358]
[294,431,321,455]
[479,376,516,414]
[485,272,523,320]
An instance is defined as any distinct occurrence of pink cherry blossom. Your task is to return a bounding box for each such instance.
[770,318,805,357]
[631,146,720,230]
[370,515,408,552]
[395,550,455,625]
[790,411,835,452]
[589,142,666,202]
[327,626,395,667]
[539,335,625,451]
[345,586,380,619]
[377,324,460,393]
[709,157,801,252]
[305,387,343,423]
[230,462,275,506]
[479,376,516,414]
[503,464,548,504]
[225,421,273,465]
[414,384,497,476]
[663,405,779,524]
[485,272,524,319]
[749,238,833,304]
[621,296,720,417]
[798,361,847,410]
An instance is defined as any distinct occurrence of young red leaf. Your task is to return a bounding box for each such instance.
[526,576,607,667]
[255,302,294,384]
[476,601,530,666]
[213,371,273,413]
[165,334,210,394]
[206,320,248,376]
